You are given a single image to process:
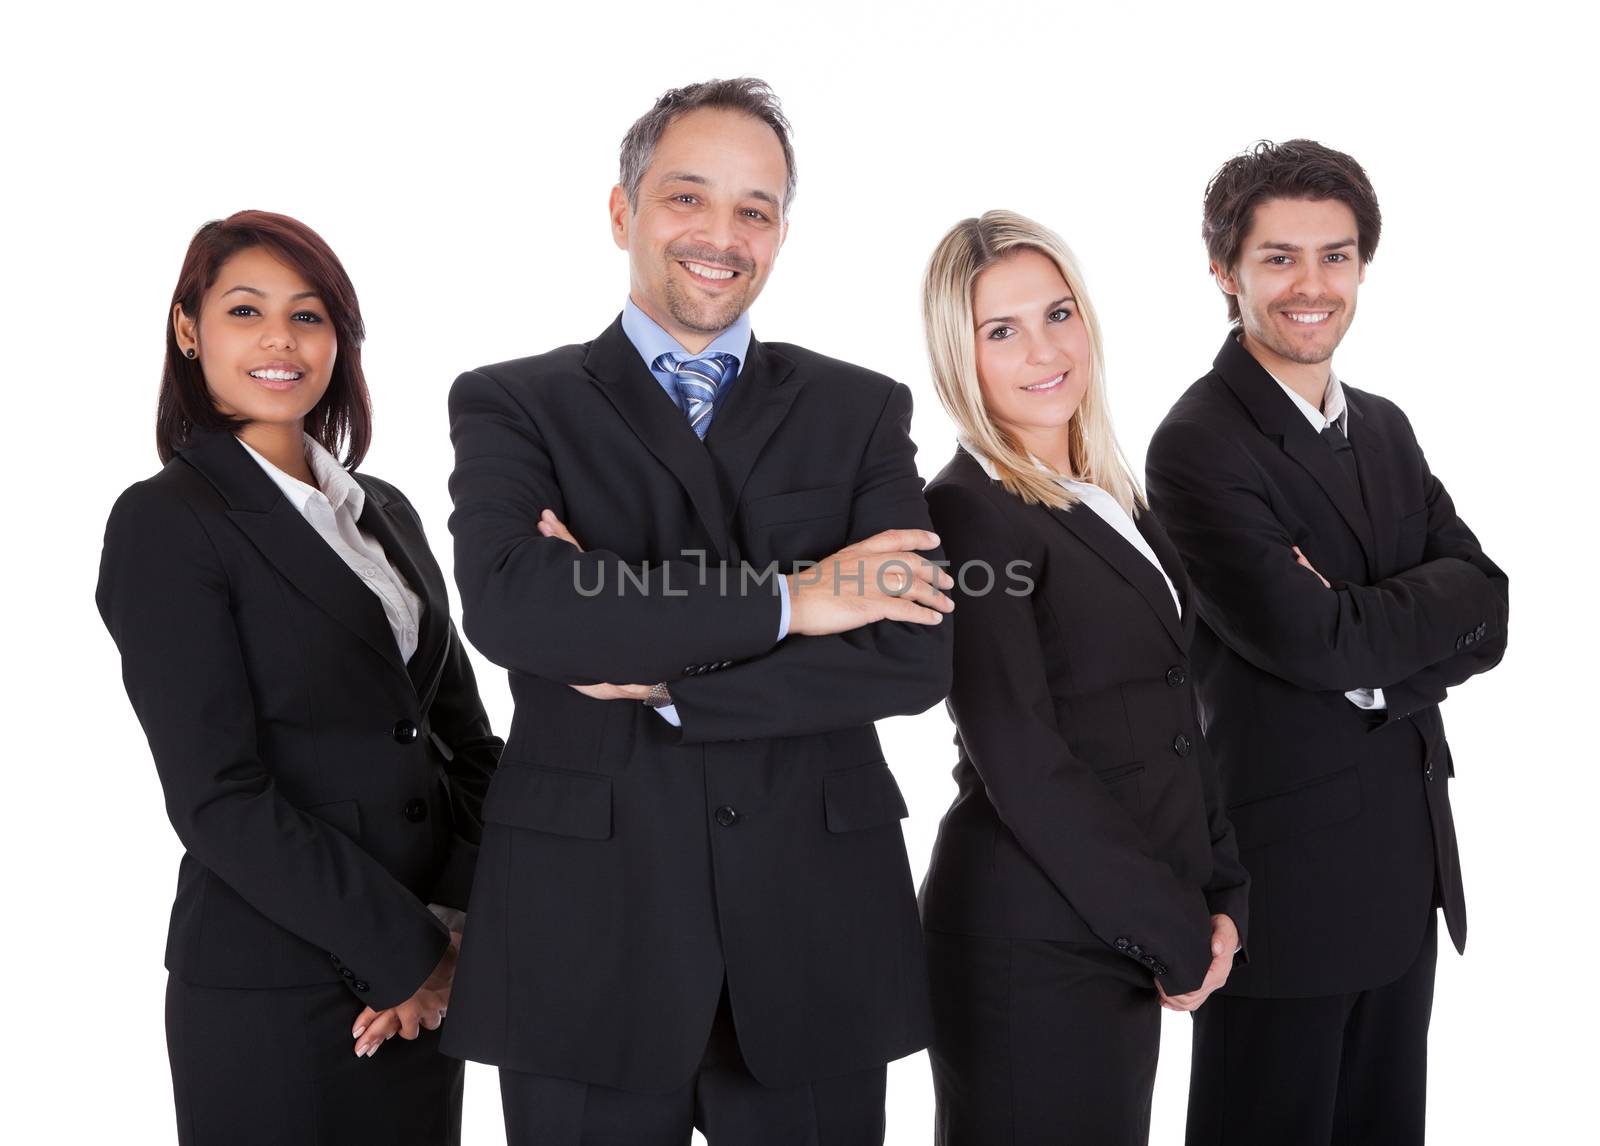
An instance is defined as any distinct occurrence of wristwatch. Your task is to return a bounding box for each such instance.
[644,681,673,709]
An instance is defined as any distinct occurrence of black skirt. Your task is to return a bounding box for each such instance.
[165,974,464,1145]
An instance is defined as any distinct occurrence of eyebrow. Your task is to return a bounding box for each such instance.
[1255,238,1357,253]
[220,285,323,301]
[659,171,782,210]
[976,294,1075,328]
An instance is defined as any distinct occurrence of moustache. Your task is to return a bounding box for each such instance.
[666,244,756,277]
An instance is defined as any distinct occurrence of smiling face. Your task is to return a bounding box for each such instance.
[1216,196,1365,375]
[971,248,1091,471]
[172,246,337,432]
[609,106,789,352]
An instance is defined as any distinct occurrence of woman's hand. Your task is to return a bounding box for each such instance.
[351,931,461,1057]
[1155,914,1239,1012]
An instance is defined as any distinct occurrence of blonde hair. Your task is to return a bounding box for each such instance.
[922,210,1145,514]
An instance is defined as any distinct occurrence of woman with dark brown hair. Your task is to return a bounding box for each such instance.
[96,210,501,1144]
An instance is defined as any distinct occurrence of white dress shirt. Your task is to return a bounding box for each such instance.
[236,433,424,664]
[236,434,465,935]
[1266,371,1386,712]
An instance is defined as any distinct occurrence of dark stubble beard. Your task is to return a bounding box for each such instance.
[661,243,758,335]
[1248,298,1351,365]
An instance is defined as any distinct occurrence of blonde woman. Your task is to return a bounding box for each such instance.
[917,211,1248,1145]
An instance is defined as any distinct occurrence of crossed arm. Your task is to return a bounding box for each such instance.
[1146,417,1508,698]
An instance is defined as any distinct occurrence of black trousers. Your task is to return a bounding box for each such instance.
[498,985,887,1145]
[926,930,1163,1146]
[166,973,464,1145]
[1186,912,1438,1146]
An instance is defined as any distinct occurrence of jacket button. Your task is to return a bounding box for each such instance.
[1475,622,1487,638]
[719,660,733,669]
[1129,944,1145,958]
[340,968,354,979]
[1172,733,1192,757]
[1113,936,1131,951]
[353,980,369,993]
[1154,962,1170,976]
[392,720,420,744]
[1166,666,1187,688]
[1424,760,1435,782]
[329,953,342,967]
[404,799,428,823]
[714,805,740,827]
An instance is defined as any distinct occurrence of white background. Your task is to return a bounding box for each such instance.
[5,1,1591,1141]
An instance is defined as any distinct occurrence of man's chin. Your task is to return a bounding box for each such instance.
[668,299,747,337]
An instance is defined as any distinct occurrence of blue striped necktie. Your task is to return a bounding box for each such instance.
[654,352,736,439]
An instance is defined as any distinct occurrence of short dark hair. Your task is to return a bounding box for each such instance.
[619,77,796,215]
[1202,139,1382,321]
[156,210,372,467]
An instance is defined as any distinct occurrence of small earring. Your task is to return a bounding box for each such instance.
[185,348,196,359]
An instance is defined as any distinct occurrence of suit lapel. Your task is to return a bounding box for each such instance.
[356,481,449,702]
[703,337,804,534]
[1344,390,1401,576]
[1213,334,1379,576]
[582,318,733,560]
[1135,507,1195,644]
[1042,500,1186,652]
[180,431,409,681]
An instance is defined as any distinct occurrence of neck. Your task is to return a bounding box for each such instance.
[630,293,723,356]
[238,422,315,486]
[1010,425,1074,477]
[1240,330,1332,412]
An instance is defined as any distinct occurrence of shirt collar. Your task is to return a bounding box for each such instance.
[235,432,364,518]
[1268,367,1347,435]
[621,296,752,376]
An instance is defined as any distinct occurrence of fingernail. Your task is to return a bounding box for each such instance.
[352,1025,367,1039]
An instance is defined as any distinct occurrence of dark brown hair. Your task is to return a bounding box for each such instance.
[619,77,796,215]
[1202,139,1382,322]
[156,210,372,466]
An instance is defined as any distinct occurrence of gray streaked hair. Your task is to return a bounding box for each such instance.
[619,77,796,215]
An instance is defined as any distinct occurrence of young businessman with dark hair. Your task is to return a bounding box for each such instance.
[1146,140,1509,1146]
[440,78,954,1145]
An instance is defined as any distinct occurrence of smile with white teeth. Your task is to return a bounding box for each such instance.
[1284,312,1332,325]
[250,369,303,381]
[1022,373,1065,392]
[682,261,736,281]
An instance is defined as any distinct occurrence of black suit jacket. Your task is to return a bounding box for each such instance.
[96,430,502,1011]
[440,317,953,1090]
[1145,333,1508,998]
[919,448,1250,994]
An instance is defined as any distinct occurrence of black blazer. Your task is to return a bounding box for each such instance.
[919,448,1250,994]
[96,430,502,1011]
[440,317,953,1091]
[1146,333,1508,997]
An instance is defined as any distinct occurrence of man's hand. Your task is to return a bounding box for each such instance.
[1156,914,1239,1013]
[1292,545,1331,588]
[788,529,954,636]
[536,511,655,700]
[351,931,461,1057]
[538,508,583,551]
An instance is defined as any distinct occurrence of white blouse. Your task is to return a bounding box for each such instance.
[235,434,425,663]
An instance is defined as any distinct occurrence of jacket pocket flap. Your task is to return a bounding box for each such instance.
[824,762,909,833]
[484,766,612,840]
[1227,768,1361,849]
